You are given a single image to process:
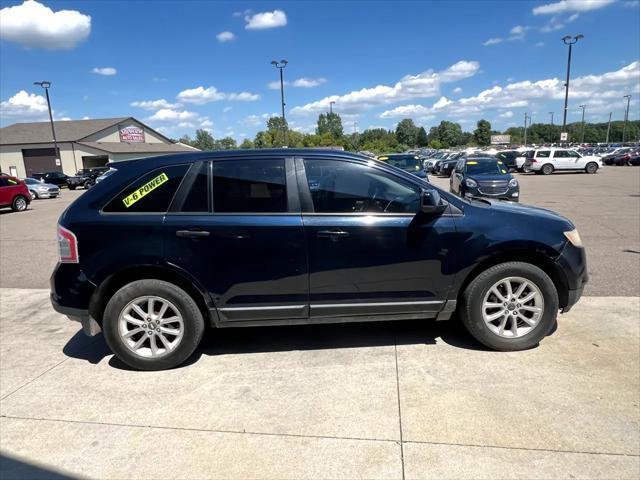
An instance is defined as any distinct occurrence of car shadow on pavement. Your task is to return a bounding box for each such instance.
[0,453,78,480]
[62,317,490,371]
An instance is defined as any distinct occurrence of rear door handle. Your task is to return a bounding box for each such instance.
[176,229,210,239]
[317,229,350,240]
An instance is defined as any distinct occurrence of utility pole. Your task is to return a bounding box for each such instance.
[329,101,335,114]
[579,104,586,143]
[33,81,59,165]
[561,35,584,142]
[622,95,632,143]
[270,59,288,145]
[605,112,612,144]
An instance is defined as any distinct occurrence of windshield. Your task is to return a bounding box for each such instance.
[381,155,422,171]
[465,160,508,175]
[24,178,40,184]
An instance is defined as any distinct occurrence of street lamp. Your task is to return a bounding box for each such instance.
[549,111,555,143]
[329,101,335,114]
[524,112,531,146]
[579,104,586,143]
[270,59,288,145]
[622,94,632,143]
[605,112,612,144]
[33,81,59,163]
[561,34,584,140]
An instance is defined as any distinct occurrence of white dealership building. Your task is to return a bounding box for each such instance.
[0,117,198,178]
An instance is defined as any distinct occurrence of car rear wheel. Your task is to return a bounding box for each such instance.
[541,164,554,175]
[11,195,28,212]
[83,180,93,189]
[585,162,598,174]
[68,186,76,190]
[459,262,558,351]
[103,279,205,370]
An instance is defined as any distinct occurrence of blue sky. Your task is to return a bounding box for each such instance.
[1,0,639,141]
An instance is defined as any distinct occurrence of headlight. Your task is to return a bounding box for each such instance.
[465,178,478,188]
[36,185,48,191]
[508,178,518,188]
[564,229,583,247]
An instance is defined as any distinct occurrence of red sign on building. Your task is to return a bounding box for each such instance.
[119,126,145,143]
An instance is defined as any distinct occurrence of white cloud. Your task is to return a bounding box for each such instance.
[91,67,117,76]
[540,20,565,32]
[292,77,327,88]
[0,0,91,49]
[82,116,91,120]
[176,86,260,104]
[268,77,327,89]
[200,119,213,128]
[509,25,529,40]
[0,90,48,120]
[223,106,232,113]
[499,111,514,118]
[292,60,479,116]
[624,1,639,7]
[568,13,580,21]
[453,87,463,93]
[483,38,503,46]
[131,99,180,110]
[216,31,235,42]
[533,0,616,15]
[147,109,199,122]
[245,10,287,30]
[379,62,640,120]
[535,42,545,47]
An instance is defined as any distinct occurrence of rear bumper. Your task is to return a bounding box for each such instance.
[51,293,101,336]
[50,263,100,335]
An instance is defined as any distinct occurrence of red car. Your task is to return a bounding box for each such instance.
[0,174,31,212]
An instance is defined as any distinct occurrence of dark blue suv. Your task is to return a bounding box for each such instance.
[51,149,587,370]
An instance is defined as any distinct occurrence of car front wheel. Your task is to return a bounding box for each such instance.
[585,162,598,174]
[541,164,554,175]
[11,195,28,212]
[103,279,205,370]
[460,262,559,351]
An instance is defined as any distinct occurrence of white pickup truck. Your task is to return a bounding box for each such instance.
[523,148,602,175]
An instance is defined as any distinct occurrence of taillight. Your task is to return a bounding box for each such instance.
[58,225,79,263]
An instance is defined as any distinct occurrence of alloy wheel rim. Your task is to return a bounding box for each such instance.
[482,276,544,339]
[16,198,26,210]
[118,296,184,358]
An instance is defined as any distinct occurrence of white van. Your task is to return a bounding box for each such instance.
[524,148,602,175]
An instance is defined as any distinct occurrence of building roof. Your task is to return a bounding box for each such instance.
[0,118,129,144]
[79,142,197,154]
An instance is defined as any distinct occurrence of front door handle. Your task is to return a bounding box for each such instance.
[317,229,350,241]
[176,229,210,239]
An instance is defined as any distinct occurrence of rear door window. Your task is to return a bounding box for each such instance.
[212,159,287,213]
[103,164,189,213]
[536,151,551,158]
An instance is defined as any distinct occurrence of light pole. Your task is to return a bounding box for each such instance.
[270,59,288,144]
[605,112,612,144]
[549,111,555,144]
[33,81,59,163]
[524,112,531,146]
[622,94,632,143]
[561,35,584,140]
[329,101,335,114]
[579,104,586,143]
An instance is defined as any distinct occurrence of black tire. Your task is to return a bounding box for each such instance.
[68,186,76,190]
[103,279,205,370]
[459,262,559,351]
[11,195,28,212]
[83,180,93,189]
[541,164,554,175]
[585,162,598,174]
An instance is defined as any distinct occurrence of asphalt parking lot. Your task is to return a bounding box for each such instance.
[1,166,639,479]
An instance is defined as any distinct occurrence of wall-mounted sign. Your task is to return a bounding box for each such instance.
[560,132,569,141]
[119,126,145,143]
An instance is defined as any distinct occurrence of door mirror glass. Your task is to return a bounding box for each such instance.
[420,189,447,214]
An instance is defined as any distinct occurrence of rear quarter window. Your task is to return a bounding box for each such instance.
[103,164,189,213]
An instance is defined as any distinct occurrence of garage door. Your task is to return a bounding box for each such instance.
[82,155,109,169]
[22,148,61,177]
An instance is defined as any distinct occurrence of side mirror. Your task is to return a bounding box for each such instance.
[420,189,447,214]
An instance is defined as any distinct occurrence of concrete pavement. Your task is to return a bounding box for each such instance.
[1,288,638,479]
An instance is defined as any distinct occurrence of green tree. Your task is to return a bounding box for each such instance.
[436,121,463,147]
[192,129,215,150]
[178,134,193,146]
[473,119,492,146]
[214,137,237,150]
[266,116,289,146]
[316,112,344,139]
[240,139,255,149]
[416,126,428,147]
[395,119,419,147]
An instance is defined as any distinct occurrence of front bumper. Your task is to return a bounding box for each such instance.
[35,191,59,198]
[463,186,520,202]
[555,242,589,313]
